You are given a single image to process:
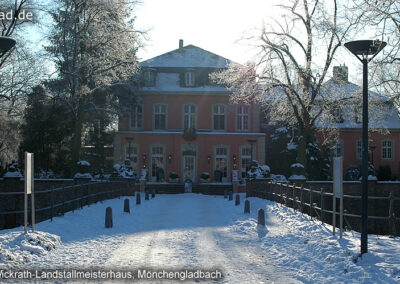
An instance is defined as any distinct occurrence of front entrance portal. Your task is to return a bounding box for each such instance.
[183,155,196,182]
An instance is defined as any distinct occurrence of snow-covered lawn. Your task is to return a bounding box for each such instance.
[0,193,399,283]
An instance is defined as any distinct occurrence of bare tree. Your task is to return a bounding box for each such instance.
[350,0,400,101]
[212,0,362,175]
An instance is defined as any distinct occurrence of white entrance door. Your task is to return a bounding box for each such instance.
[183,155,196,182]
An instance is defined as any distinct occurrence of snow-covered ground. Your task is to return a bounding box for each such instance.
[0,193,399,283]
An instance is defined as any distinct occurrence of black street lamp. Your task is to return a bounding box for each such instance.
[0,36,17,56]
[344,39,386,255]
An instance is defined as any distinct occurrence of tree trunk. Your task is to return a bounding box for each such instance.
[71,115,82,173]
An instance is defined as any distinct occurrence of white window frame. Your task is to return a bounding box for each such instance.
[130,104,143,129]
[124,143,139,173]
[144,69,156,87]
[240,145,252,178]
[185,70,195,87]
[331,139,344,157]
[382,140,393,160]
[354,106,362,124]
[356,139,362,160]
[236,105,250,131]
[214,145,229,181]
[153,103,167,130]
[150,144,166,181]
[212,104,226,131]
[183,103,197,129]
[330,106,344,123]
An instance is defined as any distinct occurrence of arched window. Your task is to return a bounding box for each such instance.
[124,144,139,173]
[215,145,229,180]
[240,145,252,178]
[150,144,165,181]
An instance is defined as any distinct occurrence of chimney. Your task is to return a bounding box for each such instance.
[333,65,348,83]
[179,39,183,49]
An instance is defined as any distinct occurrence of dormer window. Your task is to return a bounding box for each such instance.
[330,106,344,123]
[144,69,156,87]
[354,106,362,123]
[185,70,195,87]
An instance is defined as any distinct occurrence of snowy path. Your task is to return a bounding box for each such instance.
[2,193,400,283]
[104,194,299,283]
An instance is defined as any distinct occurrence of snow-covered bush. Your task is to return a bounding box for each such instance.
[270,174,288,183]
[74,160,93,179]
[247,161,271,179]
[345,166,360,181]
[169,171,179,182]
[38,170,55,179]
[200,172,210,182]
[289,163,306,180]
[113,163,135,179]
[3,161,23,178]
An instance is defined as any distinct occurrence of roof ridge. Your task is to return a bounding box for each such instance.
[140,44,232,68]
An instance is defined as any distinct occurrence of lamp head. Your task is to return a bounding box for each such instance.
[344,40,386,61]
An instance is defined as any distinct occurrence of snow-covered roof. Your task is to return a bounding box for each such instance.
[140,45,231,69]
[320,79,390,102]
[314,101,400,129]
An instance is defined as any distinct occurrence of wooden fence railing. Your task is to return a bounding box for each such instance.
[0,181,131,229]
[247,180,400,236]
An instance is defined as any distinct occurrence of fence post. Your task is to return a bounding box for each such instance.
[279,183,283,204]
[285,183,289,206]
[51,187,54,221]
[300,185,304,213]
[389,192,396,236]
[309,186,313,219]
[62,187,65,216]
[320,188,325,222]
[292,185,296,211]
[87,185,90,207]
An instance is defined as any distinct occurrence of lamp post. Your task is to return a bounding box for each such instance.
[0,36,17,56]
[344,39,386,255]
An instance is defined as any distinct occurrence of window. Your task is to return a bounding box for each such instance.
[330,106,344,123]
[153,104,167,130]
[236,105,249,131]
[131,105,143,129]
[183,104,196,129]
[144,69,156,87]
[185,71,195,87]
[356,140,362,160]
[213,104,226,130]
[215,146,228,180]
[240,145,252,178]
[125,144,139,173]
[382,140,393,159]
[150,145,165,181]
[331,140,343,157]
[354,106,362,124]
